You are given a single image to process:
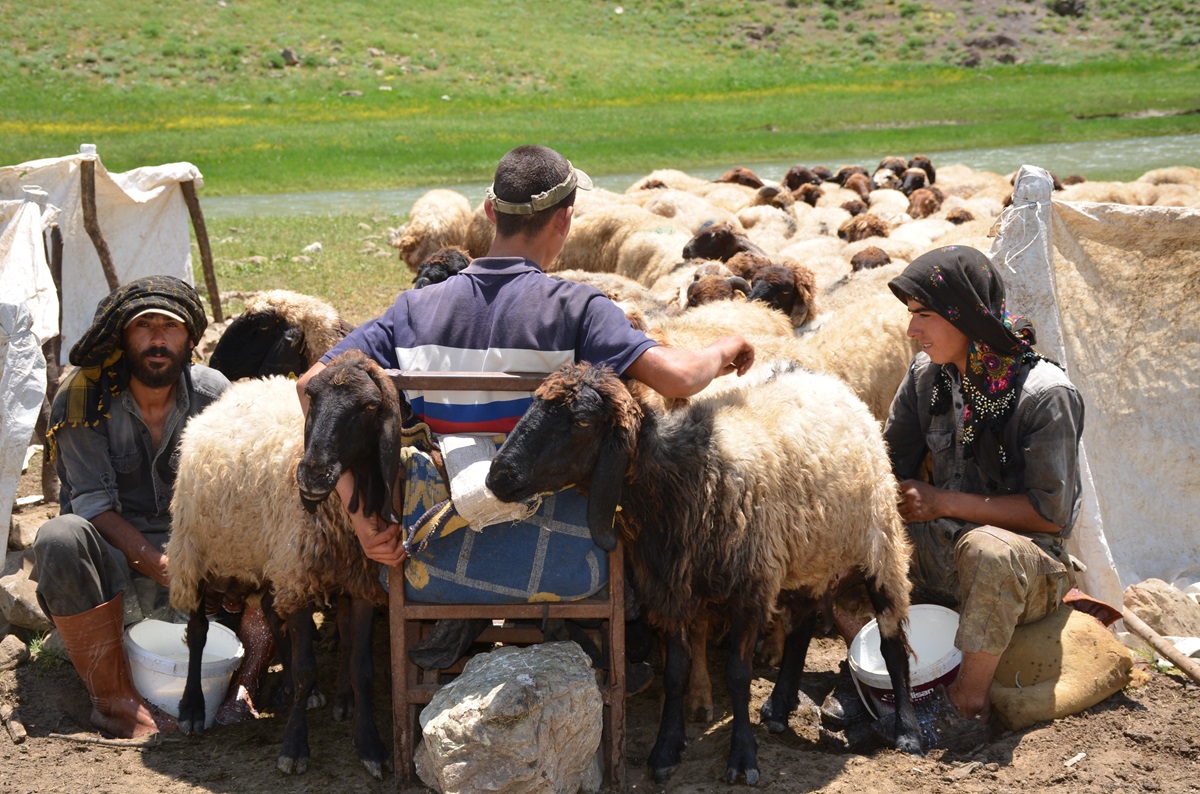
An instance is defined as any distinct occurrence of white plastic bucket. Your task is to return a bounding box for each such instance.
[124,619,244,729]
[847,604,962,718]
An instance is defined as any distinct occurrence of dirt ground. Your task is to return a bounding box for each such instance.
[4,472,1200,794]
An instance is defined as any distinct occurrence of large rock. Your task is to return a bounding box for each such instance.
[415,641,603,794]
[1124,578,1200,639]
[0,551,51,632]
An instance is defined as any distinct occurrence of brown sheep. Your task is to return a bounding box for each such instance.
[906,187,943,219]
[746,262,819,327]
[811,165,834,182]
[723,250,774,280]
[716,166,766,189]
[412,246,471,289]
[840,199,869,217]
[849,245,892,272]
[753,184,796,210]
[782,165,821,190]
[833,165,869,185]
[685,275,752,307]
[681,221,768,261]
[843,172,872,202]
[908,154,936,185]
[793,183,824,207]
[838,213,889,242]
[946,207,976,225]
[899,167,929,196]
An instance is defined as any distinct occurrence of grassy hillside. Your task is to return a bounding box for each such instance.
[3,0,1198,195]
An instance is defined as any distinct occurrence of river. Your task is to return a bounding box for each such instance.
[201,133,1199,219]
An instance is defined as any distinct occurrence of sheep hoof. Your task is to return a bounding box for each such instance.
[651,764,677,784]
[177,717,204,736]
[306,688,326,711]
[332,701,351,722]
[360,758,383,780]
[277,754,309,775]
[726,766,760,785]
[758,701,788,734]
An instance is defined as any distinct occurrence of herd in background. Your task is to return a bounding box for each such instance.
[172,154,1200,780]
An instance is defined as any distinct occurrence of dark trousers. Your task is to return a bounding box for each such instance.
[30,513,166,622]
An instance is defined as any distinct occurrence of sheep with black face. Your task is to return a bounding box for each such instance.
[486,361,922,785]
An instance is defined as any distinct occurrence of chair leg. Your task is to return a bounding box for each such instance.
[606,544,627,789]
[387,566,413,784]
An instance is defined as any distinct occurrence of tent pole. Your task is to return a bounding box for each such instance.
[180,180,223,323]
[79,159,120,291]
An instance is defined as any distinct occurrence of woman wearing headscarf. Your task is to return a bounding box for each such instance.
[883,245,1085,722]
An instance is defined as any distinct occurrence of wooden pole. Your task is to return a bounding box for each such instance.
[78,159,120,291]
[180,180,223,323]
[1122,608,1200,686]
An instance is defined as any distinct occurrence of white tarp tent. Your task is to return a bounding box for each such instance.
[0,196,57,534]
[0,151,202,364]
[992,165,1200,606]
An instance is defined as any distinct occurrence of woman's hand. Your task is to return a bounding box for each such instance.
[896,478,945,523]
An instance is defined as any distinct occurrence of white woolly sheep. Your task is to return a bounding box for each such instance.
[389,188,473,271]
[168,375,388,777]
[486,361,922,784]
[553,202,692,286]
[638,188,742,234]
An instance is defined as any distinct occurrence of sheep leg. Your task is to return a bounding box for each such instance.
[333,593,354,722]
[724,612,761,785]
[685,611,714,721]
[647,630,691,783]
[760,598,819,734]
[277,605,318,775]
[866,579,923,756]
[347,596,388,779]
[178,601,210,735]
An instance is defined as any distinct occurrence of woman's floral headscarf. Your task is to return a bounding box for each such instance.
[889,245,1049,470]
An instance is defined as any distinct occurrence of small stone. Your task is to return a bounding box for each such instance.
[0,634,30,671]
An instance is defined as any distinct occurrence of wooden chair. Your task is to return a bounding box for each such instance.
[387,370,626,788]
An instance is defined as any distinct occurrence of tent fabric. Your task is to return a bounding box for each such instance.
[991,165,1200,602]
[0,197,60,345]
[0,153,202,363]
[0,301,47,536]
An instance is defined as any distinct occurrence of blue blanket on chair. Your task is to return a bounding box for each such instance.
[398,440,608,604]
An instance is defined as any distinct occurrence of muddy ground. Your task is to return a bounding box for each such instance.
[2,602,1198,794]
[4,456,1200,793]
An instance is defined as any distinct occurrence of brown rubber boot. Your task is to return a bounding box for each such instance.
[53,594,178,738]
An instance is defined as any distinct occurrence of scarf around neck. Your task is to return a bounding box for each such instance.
[888,245,1048,470]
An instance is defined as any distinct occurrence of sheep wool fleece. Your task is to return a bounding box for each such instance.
[322,257,657,434]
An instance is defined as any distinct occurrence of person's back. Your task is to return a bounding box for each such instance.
[297,144,754,567]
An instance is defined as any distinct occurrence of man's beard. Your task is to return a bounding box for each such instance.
[126,345,189,389]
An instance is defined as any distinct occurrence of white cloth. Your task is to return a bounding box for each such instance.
[437,434,538,530]
[0,196,60,345]
[0,152,202,363]
[0,301,47,535]
[991,165,1200,599]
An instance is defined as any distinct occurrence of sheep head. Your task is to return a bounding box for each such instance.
[209,306,308,381]
[298,350,408,523]
[682,222,767,262]
[413,246,471,289]
[747,264,817,327]
[487,363,643,551]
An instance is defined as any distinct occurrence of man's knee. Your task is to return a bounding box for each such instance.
[32,514,96,568]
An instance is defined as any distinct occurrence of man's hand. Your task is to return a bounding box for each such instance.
[351,514,408,567]
[712,335,755,378]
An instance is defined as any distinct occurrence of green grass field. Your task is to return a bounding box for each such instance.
[5,1,1198,314]
[4,1,1198,196]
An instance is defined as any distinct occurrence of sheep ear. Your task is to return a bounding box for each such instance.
[586,443,626,551]
[376,403,403,524]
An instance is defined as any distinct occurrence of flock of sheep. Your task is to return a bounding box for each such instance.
[163,155,1200,783]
